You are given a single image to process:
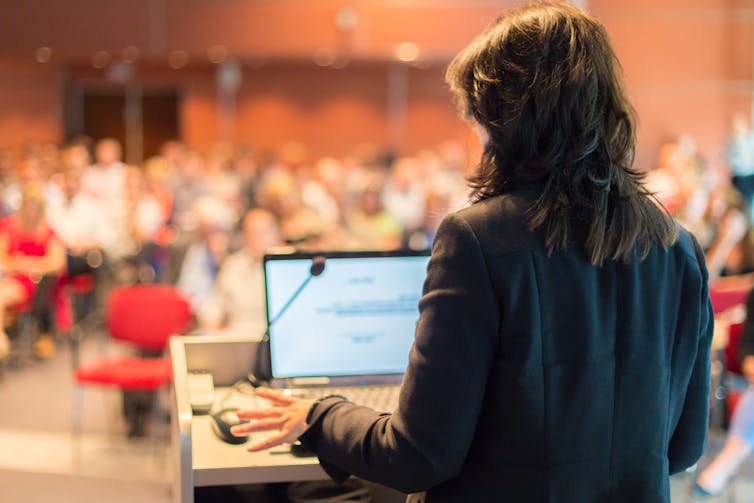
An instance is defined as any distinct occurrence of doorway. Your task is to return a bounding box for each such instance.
[65,85,180,164]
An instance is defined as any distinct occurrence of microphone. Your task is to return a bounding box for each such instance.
[249,255,327,386]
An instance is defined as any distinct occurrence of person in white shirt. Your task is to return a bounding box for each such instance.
[80,138,127,204]
[46,165,113,273]
[199,208,282,338]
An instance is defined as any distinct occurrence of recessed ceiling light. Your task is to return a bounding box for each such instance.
[313,48,336,67]
[208,45,228,64]
[92,50,111,69]
[35,46,52,64]
[394,42,420,63]
[122,46,140,63]
[168,50,189,69]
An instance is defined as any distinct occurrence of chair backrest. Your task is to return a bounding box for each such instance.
[725,322,744,375]
[709,286,750,315]
[107,285,193,352]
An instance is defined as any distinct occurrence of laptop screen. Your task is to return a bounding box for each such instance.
[264,250,430,380]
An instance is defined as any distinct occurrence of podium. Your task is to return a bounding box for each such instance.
[169,333,327,503]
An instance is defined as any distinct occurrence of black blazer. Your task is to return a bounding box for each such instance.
[300,190,713,502]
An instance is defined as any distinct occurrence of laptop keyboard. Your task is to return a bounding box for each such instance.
[296,385,401,413]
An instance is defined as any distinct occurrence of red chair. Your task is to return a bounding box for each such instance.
[72,285,193,440]
[709,286,750,315]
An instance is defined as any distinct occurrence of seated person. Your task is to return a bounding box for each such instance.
[46,162,113,276]
[199,208,281,337]
[0,182,66,360]
[694,288,754,496]
[175,220,230,315]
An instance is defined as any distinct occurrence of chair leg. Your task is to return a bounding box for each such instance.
[149,389,166,467]
[11,314,33,367]
[71,385,84,467]
[68,325,82,371]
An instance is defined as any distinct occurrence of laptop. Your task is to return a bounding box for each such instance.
[262,249,431,410]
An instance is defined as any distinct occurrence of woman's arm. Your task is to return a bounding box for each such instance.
[5,234,66,276]
[234,213,500,493]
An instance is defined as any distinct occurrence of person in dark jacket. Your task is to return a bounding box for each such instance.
[231,3,713,502]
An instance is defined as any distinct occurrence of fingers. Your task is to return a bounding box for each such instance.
[235,408,285,420]
[230,414,290,436]
[246,430,293,452]
[254,387,298,405]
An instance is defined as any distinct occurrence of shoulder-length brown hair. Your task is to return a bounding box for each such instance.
[446,2,678,266]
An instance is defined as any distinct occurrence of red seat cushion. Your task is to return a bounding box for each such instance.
[75,357,172,391]
[709,286,750,314]
[69,274,95,294]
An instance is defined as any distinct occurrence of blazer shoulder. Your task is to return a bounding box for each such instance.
[448,193,541,255]
[671,227,706,268]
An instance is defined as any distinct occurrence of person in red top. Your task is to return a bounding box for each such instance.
[0,182,66,360]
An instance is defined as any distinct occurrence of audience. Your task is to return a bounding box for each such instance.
[0,136,475,362]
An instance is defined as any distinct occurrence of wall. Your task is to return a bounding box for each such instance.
[592,0,754,170]
[0,61,62,158]
[0,1,752,170]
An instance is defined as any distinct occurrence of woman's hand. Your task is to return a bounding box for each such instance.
[231,387,315,452]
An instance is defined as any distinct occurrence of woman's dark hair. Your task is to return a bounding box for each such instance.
[446,2,678,265]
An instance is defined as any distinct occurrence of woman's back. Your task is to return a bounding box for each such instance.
[418,189,712,501]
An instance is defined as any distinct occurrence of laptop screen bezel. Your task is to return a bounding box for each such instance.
[262,249,430,386]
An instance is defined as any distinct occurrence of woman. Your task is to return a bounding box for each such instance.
[0,182,66,359]
[232,4,712,501]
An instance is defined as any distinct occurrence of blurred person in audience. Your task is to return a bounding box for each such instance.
[0,182,66,360]
[424,144,471,212]
[144,156,174,222]
[300,159,341,232]
[346,182,402,250]
[3,156,63,215]
[204,144,243,218]
[46,162,113,277]
[37,142,61,180]
[725,113,754,206]
[694,288,754,497]
[61,143,91,173]
[705,206,753,280]
[667,158,754,279]
[257,169,323,245]
[234,144,261,212]
[402,187,452,251]
[160,140,187,180]
[312,156,349,221]
[200,208,281,337]
[143,156,176,261]
[108,167,166,282]
[81,138,127,203]
[171,151,209,233]
[382,157,426,231]
[175,216,230,315]
[0,148,14,186]
[644,137,705,216]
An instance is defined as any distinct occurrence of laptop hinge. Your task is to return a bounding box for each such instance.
[290,377,331,386]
